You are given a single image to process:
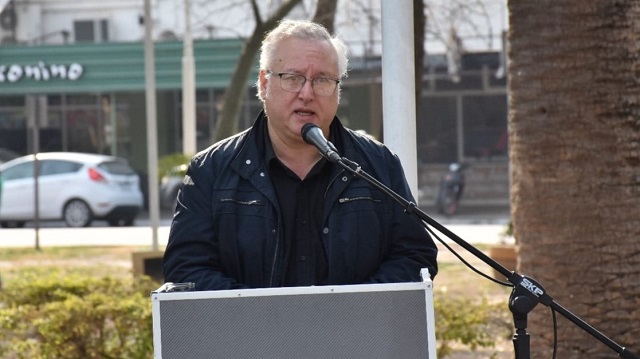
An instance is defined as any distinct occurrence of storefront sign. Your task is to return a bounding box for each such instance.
[0,62,84,83]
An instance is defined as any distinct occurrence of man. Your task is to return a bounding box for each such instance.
[163,19,438,290]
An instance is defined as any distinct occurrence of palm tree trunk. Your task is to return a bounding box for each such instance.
[508,0,640,357]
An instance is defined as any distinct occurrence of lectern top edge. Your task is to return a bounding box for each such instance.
[151,268,433,301]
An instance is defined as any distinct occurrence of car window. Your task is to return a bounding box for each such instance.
[40,160,83,176]
[98,161,136,175]
[1,162,34,181]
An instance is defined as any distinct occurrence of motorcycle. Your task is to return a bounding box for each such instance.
[435,163,466,216]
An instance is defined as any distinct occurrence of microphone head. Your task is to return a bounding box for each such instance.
[301,123,320,144]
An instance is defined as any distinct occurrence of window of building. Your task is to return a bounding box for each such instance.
[418,96,458,164]
[73,19,109,43]
[462,95,508,160]
[74,20,94,42]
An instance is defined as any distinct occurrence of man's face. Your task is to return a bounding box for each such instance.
[259,37,340,145]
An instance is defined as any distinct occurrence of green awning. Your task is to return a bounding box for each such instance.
[0,38,255,95]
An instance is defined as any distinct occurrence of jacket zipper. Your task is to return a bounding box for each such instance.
[219,199,262,205]
[338,196,381,203]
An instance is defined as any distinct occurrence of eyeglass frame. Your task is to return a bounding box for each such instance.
[265,70,341,97]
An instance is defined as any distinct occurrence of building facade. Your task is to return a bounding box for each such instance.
[0,0,509,206]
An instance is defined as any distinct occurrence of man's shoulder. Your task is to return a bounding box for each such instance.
[203,129,250,154]
[344,128,394,160]
[190,129,252,168]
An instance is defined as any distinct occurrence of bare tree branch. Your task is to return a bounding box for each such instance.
[313,0,338,34]
[250,0,262,26]
[213,0,304,142]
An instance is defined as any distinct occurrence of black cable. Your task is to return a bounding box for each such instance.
[423,223,513,288]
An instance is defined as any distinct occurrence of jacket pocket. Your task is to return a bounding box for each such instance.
[213,189,268,216]
[212,191,277,287]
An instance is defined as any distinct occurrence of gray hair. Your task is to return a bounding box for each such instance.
[256,19,349,102]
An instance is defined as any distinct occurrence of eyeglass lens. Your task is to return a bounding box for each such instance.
[278,73,337,96]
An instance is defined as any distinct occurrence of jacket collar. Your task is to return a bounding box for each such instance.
[228,110,366,204]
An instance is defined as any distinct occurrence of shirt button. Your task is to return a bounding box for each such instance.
[301,256,307,261]
[322,227,329,234]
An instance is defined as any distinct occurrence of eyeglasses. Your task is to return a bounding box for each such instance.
[266,71,340,97]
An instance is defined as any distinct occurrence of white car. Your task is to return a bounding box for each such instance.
[0,152,144,228]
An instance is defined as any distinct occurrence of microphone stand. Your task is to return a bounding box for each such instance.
[335,156,638,359]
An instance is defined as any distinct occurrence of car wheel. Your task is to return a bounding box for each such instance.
[63,200,93,227]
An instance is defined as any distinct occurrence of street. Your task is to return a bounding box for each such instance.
[0,207,511,249]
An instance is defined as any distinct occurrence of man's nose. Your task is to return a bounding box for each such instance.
[298,79,315,98]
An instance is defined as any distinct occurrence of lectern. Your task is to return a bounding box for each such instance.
[151,269,436,359]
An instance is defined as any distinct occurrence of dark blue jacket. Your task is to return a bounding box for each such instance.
[163,113,438,290]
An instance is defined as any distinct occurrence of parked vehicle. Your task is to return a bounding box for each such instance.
[435,162,467,216]
[0,152,144,228]
[159,163,187,210]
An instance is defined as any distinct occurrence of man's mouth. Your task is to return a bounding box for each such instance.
[295,110,315,117]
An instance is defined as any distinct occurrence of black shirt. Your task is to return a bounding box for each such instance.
[264,131,333,286]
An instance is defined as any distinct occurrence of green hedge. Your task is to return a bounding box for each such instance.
[0,268,158,359]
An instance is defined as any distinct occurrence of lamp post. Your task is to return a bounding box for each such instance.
[182,0,196,155]
[144,0,160,250]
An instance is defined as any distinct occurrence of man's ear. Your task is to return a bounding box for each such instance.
[258,70,268,99]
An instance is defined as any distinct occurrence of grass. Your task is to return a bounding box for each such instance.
[0,246,139,260]
[0,246,161,286]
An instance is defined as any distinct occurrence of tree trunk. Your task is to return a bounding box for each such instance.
[213,0,303,142]
[312,0,338,34]
[508,0,640,358]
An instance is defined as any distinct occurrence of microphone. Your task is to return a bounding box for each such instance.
[301,123,341,163]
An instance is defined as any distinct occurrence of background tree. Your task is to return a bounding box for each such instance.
[312,0,338,33]
[210,0,497,142]
[212,0,339,142]
[424,0,496,82]
[213,0,303,142]
[508,0,640,357]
